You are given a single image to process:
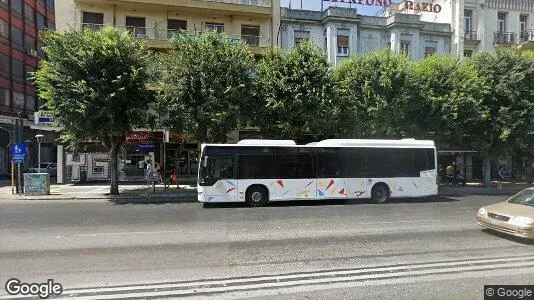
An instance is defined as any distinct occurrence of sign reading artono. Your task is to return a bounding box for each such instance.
[322,0,392,7]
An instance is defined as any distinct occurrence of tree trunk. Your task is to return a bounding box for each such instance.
[109,143,120,195]
[482,156,491,188]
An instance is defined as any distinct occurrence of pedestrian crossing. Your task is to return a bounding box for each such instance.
[3,254,533,299]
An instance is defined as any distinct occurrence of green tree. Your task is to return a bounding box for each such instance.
[471,49,534,186]
[413,55,487,148]
[255,41,339,142]
[158,31,256,143]
[334,50,420,138]
[33,27,154,195]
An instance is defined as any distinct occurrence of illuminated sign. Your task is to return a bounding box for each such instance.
[400,1,442,13]
[126,133,151,142]
[322,0,392,7]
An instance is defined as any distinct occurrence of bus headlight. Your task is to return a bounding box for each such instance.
[478,207,487,216]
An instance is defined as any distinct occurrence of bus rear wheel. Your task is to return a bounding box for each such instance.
[371,184,390,204]
[246,186,268,207]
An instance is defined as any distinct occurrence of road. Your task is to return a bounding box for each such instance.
[0,195,533,299]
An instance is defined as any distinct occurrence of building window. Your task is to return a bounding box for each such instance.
[464,10,472,34]
[11,0,23,15]
[400,41,411,55]
[82,12,104,29]
[241,25,260,47]
[424,47,436,58]
[0,19,8,40]
[25,34,36,52]
[294,30,310,46]
[498,13,506,33]
[26,95,35,113]
[126,17,146,37]
[24,4,35,24]
[0,88,9,110]
[12,92,24,113]
[167,19,187,38]
[11,27,24,47]
[37,13,46,30]
[0,54,9,78]
[463,50,473,58]
[46,0,54,10]
[520,15,529,41]
[337,29,349,56]
[206,22,224,33]
[25,65,35,83]
[12,59,24,83]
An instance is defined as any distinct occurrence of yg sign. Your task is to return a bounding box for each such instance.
[400,1,442,13]
[322,0,392,7]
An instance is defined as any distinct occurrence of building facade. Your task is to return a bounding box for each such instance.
[281,6,451,66]
[56,0,281,54]
[0,0,58,178]
[396,0,534,57]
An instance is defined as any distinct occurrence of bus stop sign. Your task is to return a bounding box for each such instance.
[11,143,26,163]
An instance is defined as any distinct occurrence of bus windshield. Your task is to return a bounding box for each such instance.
[199,155,234,186]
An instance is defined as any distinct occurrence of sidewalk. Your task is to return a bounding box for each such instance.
[439,181,534,196]
[0,182,197,201]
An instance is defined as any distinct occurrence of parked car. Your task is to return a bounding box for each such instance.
[26,163,57,177]
[475,188,534,239]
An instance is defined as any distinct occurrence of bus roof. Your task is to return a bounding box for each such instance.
[203,138,435,148]
[315,139,435,148]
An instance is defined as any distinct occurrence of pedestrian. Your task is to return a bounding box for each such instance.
[497,165,505,189]
[155,162,163,183]
[146,159,154,188]
[452,163,458,187]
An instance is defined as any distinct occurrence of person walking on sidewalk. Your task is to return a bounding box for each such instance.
[146,159,154,188]
[497,165,505,189]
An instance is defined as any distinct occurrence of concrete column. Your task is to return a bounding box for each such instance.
[57,145,64,184]
[325,24,336,65]
[272,0,281,47]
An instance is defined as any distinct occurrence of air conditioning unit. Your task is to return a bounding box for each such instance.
[27,49,38,57]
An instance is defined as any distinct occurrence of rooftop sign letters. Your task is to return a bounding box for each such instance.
[400,1,442,13]
[322,0,392,7]
[126,133,151,142]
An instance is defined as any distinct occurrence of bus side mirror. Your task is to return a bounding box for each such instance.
[203,156,209,168]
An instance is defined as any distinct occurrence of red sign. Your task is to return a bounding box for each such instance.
[400,1,442,13]
[322,0,392,7]
[126,133,151,142]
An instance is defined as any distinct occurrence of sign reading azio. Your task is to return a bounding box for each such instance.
[400,1,442,13]
[322,0,392,7]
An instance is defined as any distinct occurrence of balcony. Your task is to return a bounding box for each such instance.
[519,30,534,49]
[77,0,272,16]
[493,32,516,45]
[463,31,479,43]
[77,23,270,53]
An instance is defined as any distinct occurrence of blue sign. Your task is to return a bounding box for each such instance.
[137,144,155,152]
[11,143,26,163]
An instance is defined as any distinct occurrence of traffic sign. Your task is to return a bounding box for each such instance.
[11,143,26,163]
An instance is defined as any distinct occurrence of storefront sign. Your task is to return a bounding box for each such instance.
[136,144,155,151]
[400,1,442,13]
[322,0,392,6]
[126,133,151,142]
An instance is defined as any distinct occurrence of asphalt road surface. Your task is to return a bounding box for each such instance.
[0,195,533,299]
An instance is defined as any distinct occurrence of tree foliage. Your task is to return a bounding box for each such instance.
[33,27,154,194]
[254,41,339,142]
[158,31,256,143]
[334,50,420,138]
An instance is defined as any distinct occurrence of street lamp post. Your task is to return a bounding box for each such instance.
[35,134,44,173]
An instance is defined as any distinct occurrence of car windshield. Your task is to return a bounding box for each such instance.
[508,190,534,207]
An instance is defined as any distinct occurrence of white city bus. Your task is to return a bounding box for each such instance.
[197,139,438,206]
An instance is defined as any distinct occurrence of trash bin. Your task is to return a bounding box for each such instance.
[80,166,87,182]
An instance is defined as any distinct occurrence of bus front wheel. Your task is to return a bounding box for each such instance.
[371,184,390,204]
[246,186,268,207]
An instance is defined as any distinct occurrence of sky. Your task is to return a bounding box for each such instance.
[282,0,396,16]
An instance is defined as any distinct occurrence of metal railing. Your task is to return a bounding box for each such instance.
[519,30,534,43]
[78,23,269,47]
[494,32,516,44]
[464,31,479,41]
